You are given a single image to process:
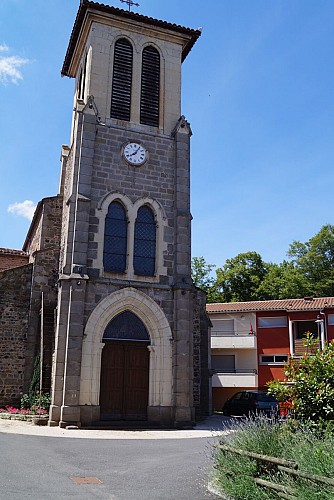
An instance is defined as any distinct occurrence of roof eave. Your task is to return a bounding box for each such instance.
[62,1,201,77]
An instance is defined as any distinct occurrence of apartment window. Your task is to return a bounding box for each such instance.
[134,206,156,276]
[212,355,235,372]
[294,320,318,339]
[111,38,133,121]
[258,316,288,328]
[103,201,128,273]
[211,319,234,336]
[260,354,288,364]
[328,314,334,326]
[140,46,160,127]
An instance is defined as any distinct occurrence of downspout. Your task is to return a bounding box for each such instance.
[288,318,294,356]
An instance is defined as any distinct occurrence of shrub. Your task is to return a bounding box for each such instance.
[20,393,51,411]
[213,417,334,500]
[268,335,334,425]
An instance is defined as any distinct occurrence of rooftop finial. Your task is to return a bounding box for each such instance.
[120,0,140,12]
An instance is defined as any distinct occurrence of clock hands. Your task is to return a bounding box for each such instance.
[130,146,140,157]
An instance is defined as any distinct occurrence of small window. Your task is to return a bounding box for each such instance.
[261,355,275,363]
[103,201,127,273]
[134,206,156,276]
[260,354,288,364]
[258,316,288,328]
[328,314,334,326]
[111,38,133,121]
[275,355,288,363]
[140,46,160,127]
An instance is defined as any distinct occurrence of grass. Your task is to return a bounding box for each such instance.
[212,416,334,499]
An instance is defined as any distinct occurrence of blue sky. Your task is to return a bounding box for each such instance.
[1,0,333,268]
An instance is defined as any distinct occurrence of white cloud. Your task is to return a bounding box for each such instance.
[0,44,30,84]
[8,200,37,221]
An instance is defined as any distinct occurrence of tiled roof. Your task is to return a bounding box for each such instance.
[62,0,201,76]
[207,297,334,313]
[0,248,27,256]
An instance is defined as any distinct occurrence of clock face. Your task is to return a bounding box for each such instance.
[123,142,147,166]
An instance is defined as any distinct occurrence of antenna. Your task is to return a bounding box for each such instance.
[120,0,140,12]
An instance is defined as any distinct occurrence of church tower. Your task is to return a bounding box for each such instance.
[49,0,207,428]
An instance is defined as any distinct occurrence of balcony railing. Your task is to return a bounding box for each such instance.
[211,329,256,337]
[212,368,258,374]
[293,338,319,356]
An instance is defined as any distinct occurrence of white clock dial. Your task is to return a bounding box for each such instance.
[123,142,147,166]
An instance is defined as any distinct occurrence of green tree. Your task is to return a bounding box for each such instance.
[215,251,267,302]
[257,260,310,300]
[191,256,215,289]
[191,256,222,303]
[287,224,334,297]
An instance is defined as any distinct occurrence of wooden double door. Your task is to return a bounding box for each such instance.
[100,340,149,421]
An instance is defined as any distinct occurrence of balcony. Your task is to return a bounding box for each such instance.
[211,329,256,349]
[212,369,258,388]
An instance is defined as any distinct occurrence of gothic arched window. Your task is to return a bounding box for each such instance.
[103,201,128,273]
[140,46,160,127]
[134,206,156,276]
[110,38,133,121]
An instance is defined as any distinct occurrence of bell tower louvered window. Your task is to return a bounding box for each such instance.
[134,206,156,276]
[140,46,160,127]
[103,201,128,273]
[110,38,133,121]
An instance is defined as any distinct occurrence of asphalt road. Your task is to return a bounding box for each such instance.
[0,432,219,499]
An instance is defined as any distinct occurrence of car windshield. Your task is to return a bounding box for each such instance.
[256,393,276,402]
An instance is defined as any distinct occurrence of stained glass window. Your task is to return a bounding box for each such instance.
[134,206,156,276]
[103,311,150,341]
[103,201,127,273]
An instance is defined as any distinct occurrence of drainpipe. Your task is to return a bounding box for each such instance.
[288,319,294,356]
[315,311,326,350]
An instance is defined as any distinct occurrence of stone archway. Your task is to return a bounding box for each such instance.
[79,287,173,421]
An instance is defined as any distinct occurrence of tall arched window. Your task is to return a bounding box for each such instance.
[140,46,160,127]
[134,206,156,276]
[103,201,127,273]
[110,38,133,121]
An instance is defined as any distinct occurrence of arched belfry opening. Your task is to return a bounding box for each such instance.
[99,311,150,421]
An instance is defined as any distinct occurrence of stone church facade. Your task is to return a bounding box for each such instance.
[0,1,210,428]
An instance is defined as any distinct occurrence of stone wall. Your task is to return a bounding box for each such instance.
[23,195,63,395]
[193,288,211,417]
[0,264,32,405]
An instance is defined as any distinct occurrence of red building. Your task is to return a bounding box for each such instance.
[207,297,334,411]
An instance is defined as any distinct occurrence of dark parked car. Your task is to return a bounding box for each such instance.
[222,390,278,417]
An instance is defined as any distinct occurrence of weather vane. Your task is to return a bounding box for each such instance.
[120,0,140,12]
